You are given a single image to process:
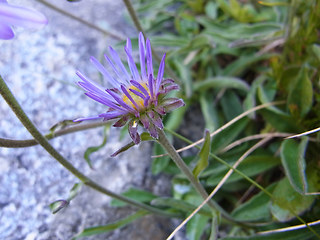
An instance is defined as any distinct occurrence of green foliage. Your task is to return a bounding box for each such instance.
[135,0,320,238]
[62,0,320,238]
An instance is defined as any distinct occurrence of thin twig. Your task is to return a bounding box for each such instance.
[36,0,123,40]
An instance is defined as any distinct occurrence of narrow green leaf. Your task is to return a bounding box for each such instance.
[287,67,313,117]
[211,117,249,153]
[206,155,280,185]
[193,130,211,179]
[270,178,316,222]
[110,188,157,207]
[84,126,109,168]
[186,214,210,240]
[231,183,277,221]
[49,200,69,214]
[221,90,243,121]
[68,183,83,201]
[280,138,308,193]
[151,197,212,217]
[199,93,219,132]
[194,77,249,93]
[209,212,219,240]
[73,210,148,239]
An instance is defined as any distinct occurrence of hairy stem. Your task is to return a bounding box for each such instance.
[0,75,177,218]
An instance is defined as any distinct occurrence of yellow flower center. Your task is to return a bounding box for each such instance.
[122,83,148,110]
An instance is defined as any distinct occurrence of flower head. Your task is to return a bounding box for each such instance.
[75,33,185,144]
[0,0,47,40]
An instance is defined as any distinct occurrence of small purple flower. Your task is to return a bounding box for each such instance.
[75,33,185,144]
[0,0,47,40]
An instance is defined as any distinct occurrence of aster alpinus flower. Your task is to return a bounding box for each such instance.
[0,0,47,40]
[75,33,185,144]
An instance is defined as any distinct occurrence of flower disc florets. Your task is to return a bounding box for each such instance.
[75,32,185,144]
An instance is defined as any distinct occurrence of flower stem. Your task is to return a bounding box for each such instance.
[157,129,236,222]
[0,75,178,218]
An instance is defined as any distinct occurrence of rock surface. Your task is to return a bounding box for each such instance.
[0,1,180,239]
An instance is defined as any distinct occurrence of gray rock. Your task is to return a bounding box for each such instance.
[0,1,180,239]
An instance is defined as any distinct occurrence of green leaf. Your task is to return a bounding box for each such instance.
[231,183,277,221]
[151,197,212,217]
[194,77,249,93]
[280,138,308,193]
[49,200,69,214]
[193,130,211,179]
[68,183,82,201]
[186,214,210,240]
[209,213,219,240]
[221,90,243,121]
[222,54,275,77]
[199,93,219,132]
[73,210,148,239]
[174,60,193,97]
[211,117,249,153]
[205,155,280,185]
[270,178,316,222]
[287,67,313,118]
[84,126,109,168]
[110,188,157,207]
[110,141,135,157]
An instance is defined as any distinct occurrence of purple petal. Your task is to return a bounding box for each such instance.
[129,88,146,100]
[90,56,119,88]
[106,89,135,113]
[84,92,126,113]
[104,54,128,85]
[76,71,112,100]
[0,22,14,40]
[98,111,124,120]
[121,85,140,110]
[147,111,163,129]
[148,74,154,98]
[155,53,166,94]
[130,80,149,97]
[0,3,47,28]
[139,32,147,80]
[146,38,153,77]
[108,46,131,81]
[129,120,140,144]
[74,115,102,122]
[143,96,150,107]
[124,44,140,82]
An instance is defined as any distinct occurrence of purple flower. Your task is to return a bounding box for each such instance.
[75,33,185,144]
[0,0,47,40]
